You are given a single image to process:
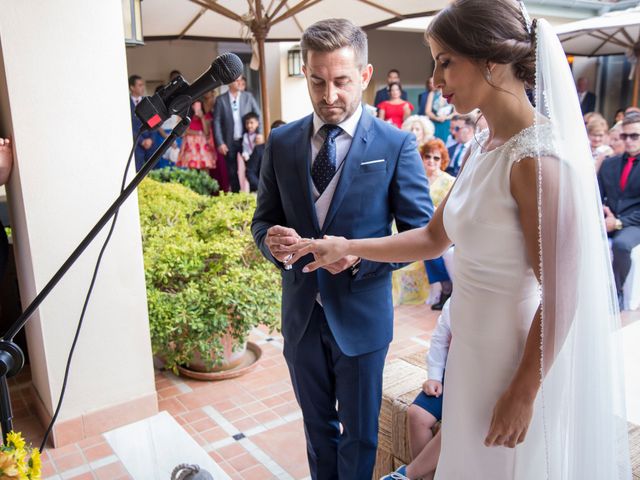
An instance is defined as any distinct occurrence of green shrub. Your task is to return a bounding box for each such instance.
[148,167,219,196]
[138,180,280,373]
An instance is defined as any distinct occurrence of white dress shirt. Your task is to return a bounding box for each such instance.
[426,299,452,383]
[310,103,363,228]
[230,91,243,140]
[310,104,363,306]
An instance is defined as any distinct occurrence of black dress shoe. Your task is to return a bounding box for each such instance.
[431,292,451,311]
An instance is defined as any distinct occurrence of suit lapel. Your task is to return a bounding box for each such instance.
[294,115,321,233]
[321,111,374,235]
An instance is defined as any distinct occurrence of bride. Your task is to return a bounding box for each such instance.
[285,0,631,478]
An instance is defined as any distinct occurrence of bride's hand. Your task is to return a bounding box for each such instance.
[283,235,350,272]
[484,388,534,448]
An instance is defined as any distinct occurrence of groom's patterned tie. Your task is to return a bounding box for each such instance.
[312,124,343,194]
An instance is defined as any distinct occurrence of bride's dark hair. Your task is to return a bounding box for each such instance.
[425,0,536,87]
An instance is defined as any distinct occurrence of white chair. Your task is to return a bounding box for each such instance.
[623,245,640,311]
[443,246,455,283]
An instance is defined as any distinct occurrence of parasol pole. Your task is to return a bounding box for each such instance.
[634,45,640,107]
[253,0,271,137]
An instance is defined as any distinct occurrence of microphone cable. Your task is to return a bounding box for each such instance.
[39,128,144,451]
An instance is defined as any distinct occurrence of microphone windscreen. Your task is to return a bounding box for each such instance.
[212,53,244,84]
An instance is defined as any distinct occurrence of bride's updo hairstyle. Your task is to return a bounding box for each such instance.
[426,0,536,88]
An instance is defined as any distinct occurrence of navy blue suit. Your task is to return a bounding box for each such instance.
[580,91,596,115]
[252,110,432,478]
[130,98,155,172]
[446,143,463,177]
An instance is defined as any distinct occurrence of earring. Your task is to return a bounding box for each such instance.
[485,68,492,82]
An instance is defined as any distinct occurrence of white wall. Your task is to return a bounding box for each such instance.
[126,39,219,93]
[366,29,434,104]
[0,0,155,423]
[268,42,313,124]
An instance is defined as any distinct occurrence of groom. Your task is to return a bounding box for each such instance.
[252,18,432,479]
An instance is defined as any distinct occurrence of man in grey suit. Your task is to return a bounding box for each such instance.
[213,76,261,192]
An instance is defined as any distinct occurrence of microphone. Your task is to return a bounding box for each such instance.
[135,52,244,129]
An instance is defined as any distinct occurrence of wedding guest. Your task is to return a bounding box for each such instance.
[401,115,435,148]
[609,123,625,156]
[151,84,181,168]
[176,99,216,171]
[587,117,613,172]
[129,74,154,171]
[577,77,596,114]
[378,83,414,128]
[373,69,408,109]
[425,81,455,142]
[213,76,262,192]
[598,113,640,309]
[446,114,474,176]
[421,139,454,310]
[240,111,264,192]
[418,77,435,115]
[203,90,230,193]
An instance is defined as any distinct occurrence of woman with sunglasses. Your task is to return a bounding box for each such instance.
[421,139,455,310]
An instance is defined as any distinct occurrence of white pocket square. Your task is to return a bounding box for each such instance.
[360,159,385,165]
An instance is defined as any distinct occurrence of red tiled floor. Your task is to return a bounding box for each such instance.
[68,473,96,480]
[93,461,129,480]
[82,442,114,462]
[250,418,311,479]
[227,451,261,472]
[52,451,86,472]
[15,304,443,479]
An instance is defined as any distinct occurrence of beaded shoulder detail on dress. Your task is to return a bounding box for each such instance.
[507,122,557,163]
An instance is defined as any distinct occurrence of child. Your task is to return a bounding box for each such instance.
[381,300,451,480]
[238,112,263,193]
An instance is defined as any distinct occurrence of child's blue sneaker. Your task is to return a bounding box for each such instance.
[379,464,409,480]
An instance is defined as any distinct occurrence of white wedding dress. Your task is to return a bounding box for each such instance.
[436,123,554,479]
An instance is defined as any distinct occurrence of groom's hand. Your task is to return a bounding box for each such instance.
[266,225,301,263]
[322,255,359,275]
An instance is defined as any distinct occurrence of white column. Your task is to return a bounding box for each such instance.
[0,0,156,445]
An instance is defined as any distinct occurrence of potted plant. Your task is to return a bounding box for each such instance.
[138,179,280,377]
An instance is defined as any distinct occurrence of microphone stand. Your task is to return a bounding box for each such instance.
[0,116,190,442]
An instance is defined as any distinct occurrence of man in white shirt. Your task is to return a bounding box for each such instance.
[213,76,261,192]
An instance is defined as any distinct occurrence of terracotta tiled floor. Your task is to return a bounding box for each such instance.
[9,305,640,479]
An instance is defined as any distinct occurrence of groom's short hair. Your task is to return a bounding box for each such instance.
[301,19,368,69]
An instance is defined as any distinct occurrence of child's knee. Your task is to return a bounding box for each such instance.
[408,404,436,429]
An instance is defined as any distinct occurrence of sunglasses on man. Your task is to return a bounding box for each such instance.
[620,133,640,141]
